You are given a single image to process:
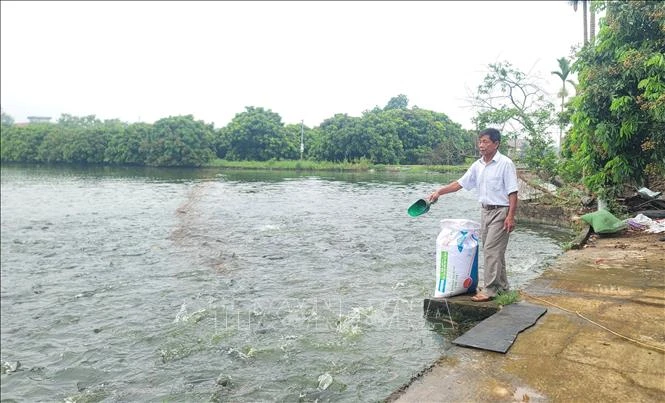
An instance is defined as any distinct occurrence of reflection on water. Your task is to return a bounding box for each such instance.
[0,164,568,401]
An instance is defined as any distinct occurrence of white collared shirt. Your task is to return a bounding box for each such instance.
[457,150,518,206]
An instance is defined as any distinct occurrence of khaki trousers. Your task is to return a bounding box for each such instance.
[480,207,510,297]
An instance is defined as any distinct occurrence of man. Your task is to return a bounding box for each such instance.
[428,128,518,302]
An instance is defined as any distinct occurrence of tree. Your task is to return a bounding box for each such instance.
[359,110,403,164]
[470,61,557,177]
[563,0,665,203]
[387,107,472,165]
[104,121,149,165]
[310,113,363,162]
[1,124,52,162]
[570,0,589,44]
[36,125,69,163]
[221,107,292,161]
[62,124,109,163]
[57,113,101,128]
[570,0,598,45]
[590,1,596,42]
[1,109,14,127]
[144,115,215,166]
[551,57,577,152]
[384,94,409,111]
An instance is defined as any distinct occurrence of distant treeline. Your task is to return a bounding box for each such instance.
[0,97,475,167]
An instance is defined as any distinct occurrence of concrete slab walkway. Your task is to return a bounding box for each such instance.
[387,231,665,402]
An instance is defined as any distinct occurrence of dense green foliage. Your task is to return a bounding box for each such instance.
[145,116,215,166]
[1,114,216,167]
[389,108,473,165]
[218,107,298,161]
[562,0,665,200]
[309,105,472,165]
[1,97,475,167]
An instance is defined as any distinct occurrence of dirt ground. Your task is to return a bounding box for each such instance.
[388,229,665,402]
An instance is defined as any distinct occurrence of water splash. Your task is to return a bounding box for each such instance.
[336,306,375,337]
[173,302,208,323]
[317,372,333,390]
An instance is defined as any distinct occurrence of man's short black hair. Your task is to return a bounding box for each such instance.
[478,128,501,143]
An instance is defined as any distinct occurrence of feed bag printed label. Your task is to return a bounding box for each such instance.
[434,219,480,298]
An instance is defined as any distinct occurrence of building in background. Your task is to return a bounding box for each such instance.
[27,116,52,123]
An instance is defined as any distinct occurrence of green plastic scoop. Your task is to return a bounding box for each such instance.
[407,198,435,217]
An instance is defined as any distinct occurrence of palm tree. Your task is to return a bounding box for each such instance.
[551,57,576,153]
[569,0,589,44]
[589,2,596,42]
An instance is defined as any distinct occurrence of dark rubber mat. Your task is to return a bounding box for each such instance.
[452,302,547,353]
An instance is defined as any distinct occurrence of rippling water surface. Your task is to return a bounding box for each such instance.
[0,165,569,402]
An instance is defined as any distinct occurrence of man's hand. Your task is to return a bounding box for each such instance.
[428,181,462,204]
[503,215,515,232]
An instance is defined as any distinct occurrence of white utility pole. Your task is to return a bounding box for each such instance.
[300,120,304,160]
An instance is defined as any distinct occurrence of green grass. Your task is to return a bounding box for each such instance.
[205,159,468,173]
[207,158,371,171]
[397,164,468,174]
[494,290,521,306]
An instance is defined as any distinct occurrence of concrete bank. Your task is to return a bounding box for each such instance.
[387,231,665,402]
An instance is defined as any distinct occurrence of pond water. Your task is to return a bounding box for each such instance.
[0,164,570,402]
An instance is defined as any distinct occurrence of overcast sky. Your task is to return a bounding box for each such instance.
[2,1,586,132]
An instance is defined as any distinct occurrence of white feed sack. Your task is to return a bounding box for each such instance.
[434,219,480,298]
